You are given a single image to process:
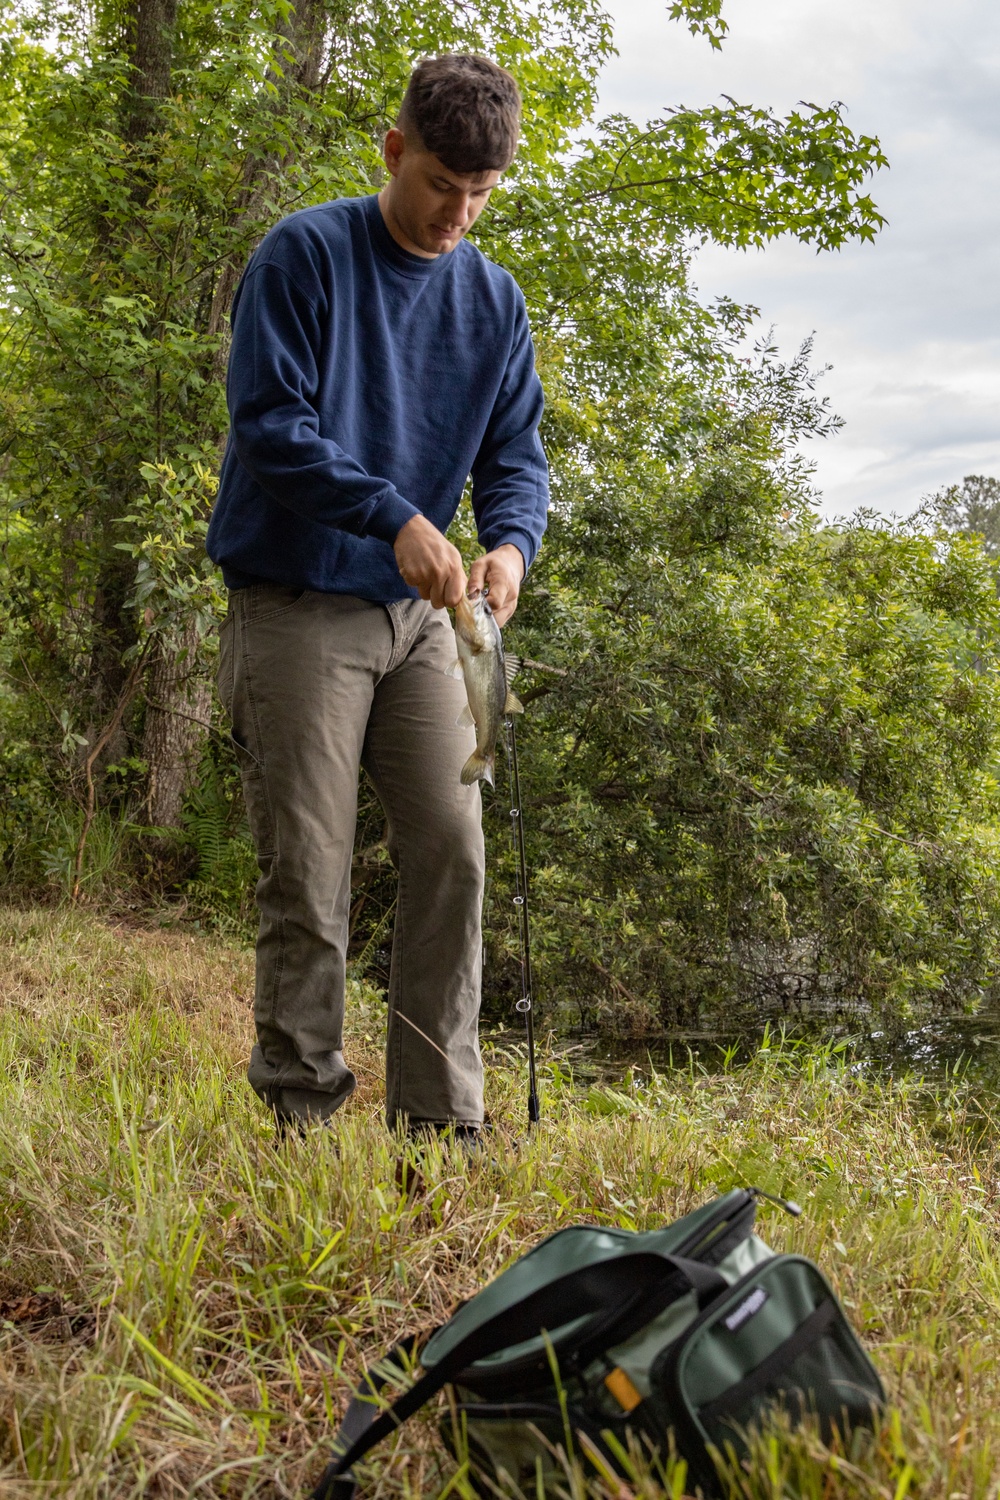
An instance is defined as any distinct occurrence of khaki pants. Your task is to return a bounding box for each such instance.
[217,584,485,1129]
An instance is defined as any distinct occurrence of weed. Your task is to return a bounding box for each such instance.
[0,908,999,1497]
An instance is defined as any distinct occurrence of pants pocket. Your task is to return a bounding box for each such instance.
[247,584,309,623]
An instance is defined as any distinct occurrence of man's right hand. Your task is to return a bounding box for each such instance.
[393,514,467,609]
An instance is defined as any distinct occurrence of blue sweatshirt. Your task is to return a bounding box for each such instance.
[206,193,548,599]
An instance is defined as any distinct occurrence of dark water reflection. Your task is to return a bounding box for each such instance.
[560,1011,1000,1093]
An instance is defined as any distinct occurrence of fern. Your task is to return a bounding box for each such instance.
[183,768,232,874]
[181,754,257,938]
[347,897,396,979]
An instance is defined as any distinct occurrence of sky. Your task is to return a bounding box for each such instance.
[597,0,1000,520]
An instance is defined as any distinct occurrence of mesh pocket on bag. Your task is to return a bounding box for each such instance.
[697,1297,881,1446]
[654,1256,884,1472]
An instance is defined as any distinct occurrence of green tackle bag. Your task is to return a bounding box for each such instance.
[310,1188,884,1499]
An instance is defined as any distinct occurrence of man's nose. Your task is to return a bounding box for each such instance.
[446,193,473,227]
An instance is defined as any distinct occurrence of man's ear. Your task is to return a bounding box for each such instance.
[383,127,405,178]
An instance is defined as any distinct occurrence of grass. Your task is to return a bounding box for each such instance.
[0,906,999,1498]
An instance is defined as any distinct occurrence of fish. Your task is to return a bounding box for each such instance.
[449,591,523,787]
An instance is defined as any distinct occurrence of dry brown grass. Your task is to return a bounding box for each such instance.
[1,905,999,1499]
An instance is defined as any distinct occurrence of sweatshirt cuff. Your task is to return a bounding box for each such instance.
[365,489,421,546]
[491,532,534,577]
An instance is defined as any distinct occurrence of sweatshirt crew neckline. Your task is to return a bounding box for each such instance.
[364,193,452,278]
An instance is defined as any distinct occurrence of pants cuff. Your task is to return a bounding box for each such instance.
[261,1076,356,1124]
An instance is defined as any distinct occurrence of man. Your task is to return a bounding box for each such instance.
[207,54,548,1139]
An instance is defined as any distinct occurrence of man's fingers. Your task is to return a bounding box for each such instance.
[429,562,466,611]
[394,515,468,609]
[444,558,467,608]
[467,552,521,627]
[486,580,517,627]
[484,579,509,610]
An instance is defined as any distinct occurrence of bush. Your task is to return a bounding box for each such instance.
[495,507,1000,1028]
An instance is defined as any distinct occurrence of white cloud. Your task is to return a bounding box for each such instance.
[598,0,1000,516]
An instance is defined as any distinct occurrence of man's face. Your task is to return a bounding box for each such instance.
[380,128,503,258]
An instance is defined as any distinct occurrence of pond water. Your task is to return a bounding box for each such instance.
[548,1010,1000,1094]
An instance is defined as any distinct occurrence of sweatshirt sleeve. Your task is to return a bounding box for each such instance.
[226,258,419,545]
[469,290,549,573]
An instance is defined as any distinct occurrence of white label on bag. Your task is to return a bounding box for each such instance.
[724,1286,769,1331]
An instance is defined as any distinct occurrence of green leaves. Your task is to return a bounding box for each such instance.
[498,500,1000,1026]
[568,102,887,252]
[667,0,729,49]
[8,0,974,1033]
[118,456,226,646]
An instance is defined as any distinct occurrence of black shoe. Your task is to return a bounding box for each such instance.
[405,1120,497,1163]
[273,1111,338,1146]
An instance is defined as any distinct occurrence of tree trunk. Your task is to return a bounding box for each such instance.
[206,0,329,343]
[142,621,212,827]
[85,0,180,771]
[132,0,327,824]
[86,532,139,775]
[123,0,178,146]
[123,0,207,821]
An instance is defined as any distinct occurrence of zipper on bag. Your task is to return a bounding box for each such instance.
[674,1189,758,1266]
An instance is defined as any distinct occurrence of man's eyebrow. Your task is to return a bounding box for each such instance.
[432,174,497,193]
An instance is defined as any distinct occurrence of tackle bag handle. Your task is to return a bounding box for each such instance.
[309,1251,726,1500]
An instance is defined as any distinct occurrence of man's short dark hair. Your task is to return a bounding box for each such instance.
[397,55,521,176]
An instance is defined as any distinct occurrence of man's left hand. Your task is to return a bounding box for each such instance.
[467,544,525,628]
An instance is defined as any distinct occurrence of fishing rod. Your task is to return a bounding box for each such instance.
[502,708,540,1127]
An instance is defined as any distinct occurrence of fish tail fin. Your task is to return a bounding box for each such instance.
[461,749,495,787]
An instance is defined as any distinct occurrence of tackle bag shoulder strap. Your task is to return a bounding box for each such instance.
[309,1251,726,1500]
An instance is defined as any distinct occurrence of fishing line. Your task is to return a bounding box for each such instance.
[502,707,540,1127]
[475,581,540,1127]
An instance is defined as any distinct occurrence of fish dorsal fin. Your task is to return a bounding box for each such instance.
[504,690,524,715]
[456,702,476,729]
[503,654,521,683]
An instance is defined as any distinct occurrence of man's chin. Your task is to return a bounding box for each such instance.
[422,229,462,254]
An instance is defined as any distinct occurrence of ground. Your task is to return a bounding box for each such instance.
[0,905,997,1498]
